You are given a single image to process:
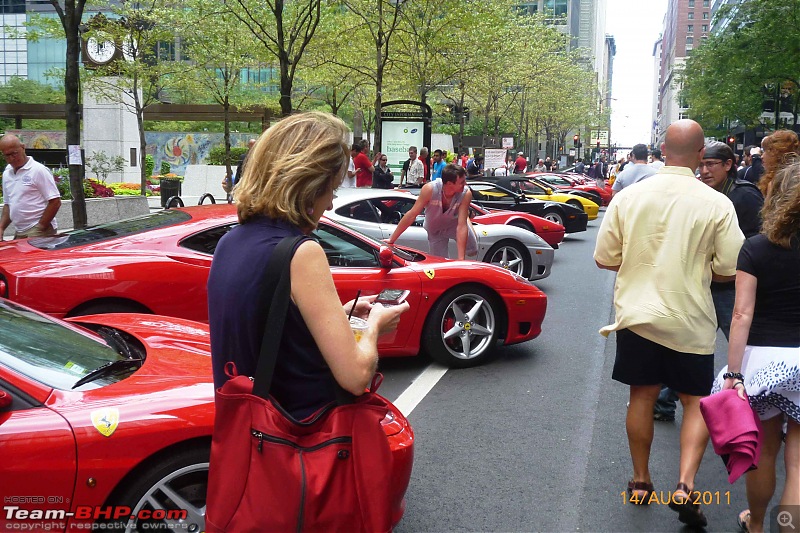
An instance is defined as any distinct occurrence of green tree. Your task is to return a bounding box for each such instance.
[40,1,89,228]
[83,2,182,193]
[681,0,800,131]
[173,0,258,183]
[226,0,324,117]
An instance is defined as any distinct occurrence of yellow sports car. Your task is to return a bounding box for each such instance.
[484,176,599,220]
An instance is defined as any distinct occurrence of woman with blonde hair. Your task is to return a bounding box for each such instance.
[716,160,800,533]
[208,111,408,419]
[758,129,800,196]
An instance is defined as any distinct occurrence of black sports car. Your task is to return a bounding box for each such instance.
[465,181,588,234]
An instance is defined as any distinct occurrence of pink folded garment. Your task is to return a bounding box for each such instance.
[699,389,763,483]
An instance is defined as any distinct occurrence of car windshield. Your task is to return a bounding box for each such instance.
[0,300,132,390]
[317,221,418,263]
[29,210,192,250]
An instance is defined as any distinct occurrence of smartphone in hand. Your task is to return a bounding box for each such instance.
[374,289,410,307]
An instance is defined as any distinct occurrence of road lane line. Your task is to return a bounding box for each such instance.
[393,363,448,416]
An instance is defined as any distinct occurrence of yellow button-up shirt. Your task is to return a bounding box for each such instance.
[594,166,745,354]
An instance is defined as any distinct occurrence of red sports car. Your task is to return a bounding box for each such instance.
[530,172,612,206]
[469,203,565,248]
[0,204,547,368]
[0,301,414,532]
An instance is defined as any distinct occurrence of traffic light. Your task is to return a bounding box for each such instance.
[728,136,735,145]
[573,134,579,147]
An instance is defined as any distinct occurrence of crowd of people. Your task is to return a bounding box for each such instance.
[596,121,799,532]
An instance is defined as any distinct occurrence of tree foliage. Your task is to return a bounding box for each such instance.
[681,0,800,132]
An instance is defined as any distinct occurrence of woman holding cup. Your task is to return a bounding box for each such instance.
[207,111,408,420]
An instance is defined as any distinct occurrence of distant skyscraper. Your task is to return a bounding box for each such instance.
[652,0,711,146]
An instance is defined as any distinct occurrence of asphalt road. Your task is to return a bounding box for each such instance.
[379,210,787,533]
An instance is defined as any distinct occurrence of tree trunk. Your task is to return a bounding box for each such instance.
[279,53,292,116]
[223,97,232,180]
[56,0,87,228]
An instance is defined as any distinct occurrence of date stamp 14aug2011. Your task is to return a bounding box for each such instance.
[621,490,731,506]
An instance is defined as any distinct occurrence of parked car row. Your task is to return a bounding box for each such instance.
[0,170,602,530]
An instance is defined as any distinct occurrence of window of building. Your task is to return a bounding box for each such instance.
[702,24,708,32]
[702,11,709,19]
[688,24,693,32]
[688,0,694,6]
[688,12,694,19]
[703,0,709,6]
[0,0,24,14]
[686,44,693,52]
[543,0,568,17]
[686,36,694,44]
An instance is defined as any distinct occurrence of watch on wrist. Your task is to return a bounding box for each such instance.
[723,371,745,381]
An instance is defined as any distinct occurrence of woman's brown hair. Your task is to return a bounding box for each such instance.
[235,112,349,229]
[761,159,800,249]
[759,129,800,196]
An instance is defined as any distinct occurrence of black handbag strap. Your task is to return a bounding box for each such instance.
[252,235,306,400]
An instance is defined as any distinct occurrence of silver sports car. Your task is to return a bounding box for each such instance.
[327,189,554,280]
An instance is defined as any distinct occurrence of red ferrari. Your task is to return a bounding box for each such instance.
[0,301,414,531]
[469,203,565,248]
[0,204,547,368]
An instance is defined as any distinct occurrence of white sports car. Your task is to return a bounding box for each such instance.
[327,189,554,280]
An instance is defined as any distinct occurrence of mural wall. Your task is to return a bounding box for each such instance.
[7,130,257,176]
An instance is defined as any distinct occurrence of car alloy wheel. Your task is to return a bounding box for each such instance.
[112,447,208,533]
[483,241,529,278]
[423,286,500,368]
[542,209,564,226]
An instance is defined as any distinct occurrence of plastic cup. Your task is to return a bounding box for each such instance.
[349,316,368,342]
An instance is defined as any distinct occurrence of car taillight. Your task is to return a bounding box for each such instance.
[0,277,7,298]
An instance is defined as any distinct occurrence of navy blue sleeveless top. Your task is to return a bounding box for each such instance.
[208,216,337,420]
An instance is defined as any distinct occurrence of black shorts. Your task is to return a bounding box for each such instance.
[612,328,714,396]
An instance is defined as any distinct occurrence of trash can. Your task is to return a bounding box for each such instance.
[160,179,182,207]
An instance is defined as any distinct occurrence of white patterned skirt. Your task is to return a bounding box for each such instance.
[712,345,800,423]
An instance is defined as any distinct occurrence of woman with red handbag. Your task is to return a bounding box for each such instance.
[206,111,409,532]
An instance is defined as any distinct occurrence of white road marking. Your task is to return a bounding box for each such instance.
[393,363,449,416]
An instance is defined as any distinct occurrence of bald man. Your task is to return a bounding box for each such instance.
[0,134,61,240]
[594,120,744,527]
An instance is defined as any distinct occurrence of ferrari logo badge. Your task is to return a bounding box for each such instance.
[482,230,488,236]
[91,408,120,437]
[424,269,435,280]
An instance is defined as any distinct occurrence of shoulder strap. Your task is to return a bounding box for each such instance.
[252,235,306,400]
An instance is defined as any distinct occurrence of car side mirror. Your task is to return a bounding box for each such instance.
[545,187,553,194]
[379,245,394,269]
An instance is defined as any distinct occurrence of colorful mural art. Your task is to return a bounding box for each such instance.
[6,130,257,176]
[146,132,256,176]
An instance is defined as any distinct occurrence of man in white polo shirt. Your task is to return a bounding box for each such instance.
[594,119,744,527]
[0,134,61,240]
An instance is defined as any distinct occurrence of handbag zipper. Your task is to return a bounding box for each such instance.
[249,430,352,532]
[250,429,352,453]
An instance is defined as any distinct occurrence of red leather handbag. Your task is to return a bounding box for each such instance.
[205,236,394,533]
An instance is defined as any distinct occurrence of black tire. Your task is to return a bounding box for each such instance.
[110,446,209,533]
[67,300,151,317]
[542,208,565,226]
[422,285,501,368]
[482,240,530,278]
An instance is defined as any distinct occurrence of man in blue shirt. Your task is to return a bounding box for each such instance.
[431,149,445,180]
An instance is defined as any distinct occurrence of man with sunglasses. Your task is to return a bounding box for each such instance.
[594,120,744,528]
[610,143,657,198]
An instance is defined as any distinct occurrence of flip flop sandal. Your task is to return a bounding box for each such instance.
[627,480,655,505]
[737,509,751,532]
[668,483,707,528]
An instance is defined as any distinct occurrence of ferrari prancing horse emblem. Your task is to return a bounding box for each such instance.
[91,408,120,437]
[424,269,435,280]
